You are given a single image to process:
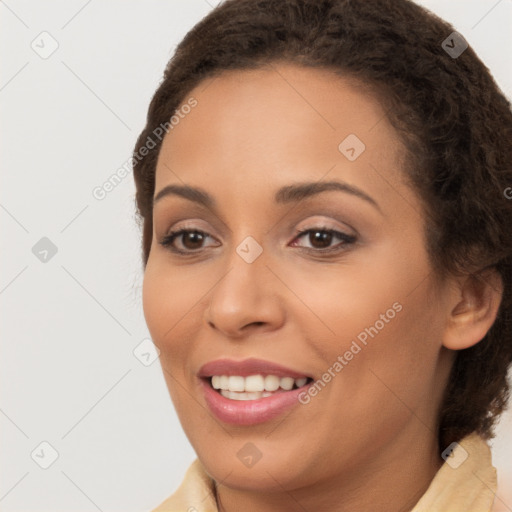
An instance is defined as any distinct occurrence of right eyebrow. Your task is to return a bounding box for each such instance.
[153,184,215,209]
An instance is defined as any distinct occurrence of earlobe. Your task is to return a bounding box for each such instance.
[442,269,503,351]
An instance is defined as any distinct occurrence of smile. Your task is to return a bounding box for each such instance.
[198,358,314,425]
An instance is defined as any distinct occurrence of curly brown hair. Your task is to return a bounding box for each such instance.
[132,0,512,450]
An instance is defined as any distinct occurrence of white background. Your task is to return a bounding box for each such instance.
[1,1,511,511]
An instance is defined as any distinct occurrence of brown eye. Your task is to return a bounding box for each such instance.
[181,231,206,250]
[160,229,218,253]
[308,230,333,249]
[291,228,357,252]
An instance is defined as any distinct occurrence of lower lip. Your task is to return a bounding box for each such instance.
[201,379,307,426]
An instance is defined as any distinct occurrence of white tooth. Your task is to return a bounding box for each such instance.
[211,376,221,389]
[295,377,307,388]
[220,375,229,390]
[280,377,294,390]
[264,375,280,391]
[229,375,245,392]
[245,375,265,392]
[220,389,278,401]
[220,390,255,401]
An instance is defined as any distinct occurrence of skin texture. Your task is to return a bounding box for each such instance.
[142,63,503,512]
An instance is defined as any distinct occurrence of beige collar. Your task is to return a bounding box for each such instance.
[151,432,497,512]
[411,432,497,512]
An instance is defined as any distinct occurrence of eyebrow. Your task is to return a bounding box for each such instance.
[153,181,381,212]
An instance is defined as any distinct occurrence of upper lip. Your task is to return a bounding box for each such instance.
[198,358,312,379]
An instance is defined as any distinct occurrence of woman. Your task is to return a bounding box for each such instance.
[132,0,512,510]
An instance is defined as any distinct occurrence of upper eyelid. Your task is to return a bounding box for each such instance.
[164,220,352,240]
[154,203,232,235]
[163,211,355,231]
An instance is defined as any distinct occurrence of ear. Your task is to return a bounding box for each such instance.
[442,268,503,351]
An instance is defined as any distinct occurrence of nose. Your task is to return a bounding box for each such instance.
[205,243,286,338]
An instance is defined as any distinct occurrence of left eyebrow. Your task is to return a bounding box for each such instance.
[275,181,381,213]
[153,180,381,213]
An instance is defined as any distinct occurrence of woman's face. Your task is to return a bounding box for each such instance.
[143,63,455,492]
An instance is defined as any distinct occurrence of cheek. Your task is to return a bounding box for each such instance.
[142,263,169,346]
[142,259,197,356]
[142,261,200,410]
[282,256,409,354]
[288,244,442,397]
[325,281,443,428]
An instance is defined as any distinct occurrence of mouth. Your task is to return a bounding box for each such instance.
[205,374,313,401]
[198,358,314,425]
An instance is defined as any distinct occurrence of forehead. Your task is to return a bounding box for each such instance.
[154,63,407,210]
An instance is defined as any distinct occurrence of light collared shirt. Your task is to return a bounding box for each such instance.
[151,432,497,512]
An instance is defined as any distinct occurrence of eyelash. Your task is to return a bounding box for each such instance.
[159,227,357,256]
